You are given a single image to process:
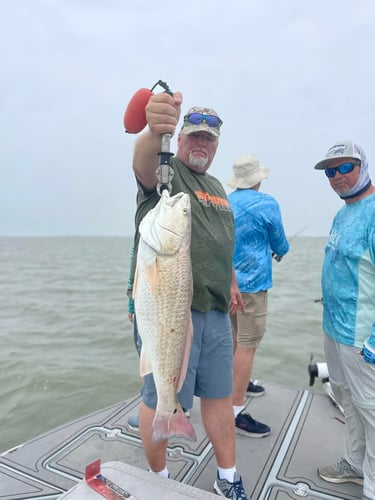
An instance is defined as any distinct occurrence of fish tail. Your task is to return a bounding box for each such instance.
[152,407,196,443]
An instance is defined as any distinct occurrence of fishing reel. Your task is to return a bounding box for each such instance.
[308,355,345,416]
[308,355,329,387]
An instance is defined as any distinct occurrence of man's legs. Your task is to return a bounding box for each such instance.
[191,310,239,474]
[230,292,269,437]
[139,401,168,473]
[318,335,366,488]
[139,310,249,497]
[201,396,235,467]
[136,309,216,475]
[232,346,256,406]
[231,291,267,407]
[324,335,366,472]
[337,340,375,499]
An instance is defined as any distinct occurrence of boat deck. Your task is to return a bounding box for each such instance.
[0,382,362,499]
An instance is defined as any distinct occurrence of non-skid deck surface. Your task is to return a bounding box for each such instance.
[0,383,362,499]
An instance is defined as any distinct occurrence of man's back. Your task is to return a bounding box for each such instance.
[229,189,289,292]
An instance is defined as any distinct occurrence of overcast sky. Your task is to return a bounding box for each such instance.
[1,0,375,237]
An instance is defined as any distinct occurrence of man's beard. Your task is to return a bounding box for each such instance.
[189,152,208,170]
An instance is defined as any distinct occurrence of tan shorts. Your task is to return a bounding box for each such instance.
[231,291,268,348]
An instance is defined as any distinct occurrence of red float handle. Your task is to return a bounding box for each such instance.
[123,88,153,134]
[123,80,173,134]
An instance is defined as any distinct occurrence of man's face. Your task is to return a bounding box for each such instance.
[177,131,219,173]
[325,157,360,196]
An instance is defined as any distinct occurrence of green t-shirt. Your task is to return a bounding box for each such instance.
[130,157,234,313]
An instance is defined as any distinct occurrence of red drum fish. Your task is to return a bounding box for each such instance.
[133,190,196,443]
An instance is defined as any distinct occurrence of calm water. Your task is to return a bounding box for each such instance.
[0,236,327,453]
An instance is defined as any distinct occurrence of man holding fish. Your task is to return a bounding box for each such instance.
[130,90,249,499]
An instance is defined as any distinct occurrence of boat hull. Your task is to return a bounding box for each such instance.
[0,383,362,499]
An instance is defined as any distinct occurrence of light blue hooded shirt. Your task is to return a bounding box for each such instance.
[229,189,289,292]
[322,193,375,348]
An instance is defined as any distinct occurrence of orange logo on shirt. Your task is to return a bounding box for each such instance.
[194,190,231,211]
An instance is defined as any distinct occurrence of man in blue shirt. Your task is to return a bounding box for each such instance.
[314,140,375,500]
[227,154,289,437]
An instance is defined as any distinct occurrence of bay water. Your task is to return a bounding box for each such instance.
[0,236,327,453]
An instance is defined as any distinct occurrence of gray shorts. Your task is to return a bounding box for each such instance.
[141,309,233,410]
[231,291,268,348]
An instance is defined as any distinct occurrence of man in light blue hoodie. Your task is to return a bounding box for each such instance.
[314,140,375,500]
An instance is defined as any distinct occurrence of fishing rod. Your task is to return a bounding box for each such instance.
[272,225,309,262]
[289,225,309,242]
[123,80,175,195]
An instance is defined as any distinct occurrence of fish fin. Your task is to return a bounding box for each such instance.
[176,312,193,393]
[133,265,139,300]
[152,406,196,443]
[144,257,159,295]
[139,347,152,377]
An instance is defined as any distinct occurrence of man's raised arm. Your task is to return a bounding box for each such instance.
[133,91,182,190]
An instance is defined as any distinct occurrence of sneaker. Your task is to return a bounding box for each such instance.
[128,408,190,431]
[235,412,270,438]
[214,471,248,499]
[318,458,363,485]
[246,381,265,397]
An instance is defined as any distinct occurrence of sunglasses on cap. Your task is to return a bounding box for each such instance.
[184,113,223,128]
[325,162,360,178]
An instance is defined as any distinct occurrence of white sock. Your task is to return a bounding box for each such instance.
[233,405,245,418]
[218,466,236,483]
[149,466,169,478]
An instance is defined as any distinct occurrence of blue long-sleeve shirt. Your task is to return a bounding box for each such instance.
[228,189,289,292]
[322,193,375,348]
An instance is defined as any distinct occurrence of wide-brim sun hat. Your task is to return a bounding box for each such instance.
[314,140,362,170]
[227,154,269,189]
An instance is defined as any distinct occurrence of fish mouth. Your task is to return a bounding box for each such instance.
[139,190,191,255]
[146,191,191,253]
[162,192,191,221]
[163,190,190,207]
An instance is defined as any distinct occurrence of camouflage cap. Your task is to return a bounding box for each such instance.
[180,106,222,138]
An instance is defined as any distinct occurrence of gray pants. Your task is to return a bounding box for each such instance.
[142,309,233,410]
[324,334,375,499]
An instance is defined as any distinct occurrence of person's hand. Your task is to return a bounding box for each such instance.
[362,339,375,364]
[230,268,245,314]
[230,286,245,315]
[145,91,183,137]
[128,296,135,323]
[272,253,283,262]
